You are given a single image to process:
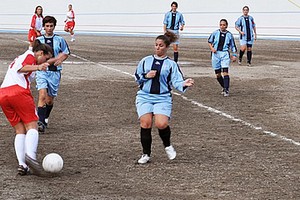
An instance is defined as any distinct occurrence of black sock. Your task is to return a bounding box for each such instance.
[38,106,47,125]
[45,104,53,119]
[140,128,152,156]
[174,52,178,63]
[159,126,171,147]
[223,75,230,91]
[239,50,245,61]
[247,51,252,63]
[217,76,224,88]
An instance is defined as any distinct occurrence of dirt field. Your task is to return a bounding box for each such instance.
[0,33,300,200]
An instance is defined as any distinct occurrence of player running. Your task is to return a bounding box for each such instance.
[64,4,76,42]
[208,19,237,97]
[163,1,185,63]
[135,31,194,164]
[0,40,52,175]
[36,16,70,133]
[235,6,257,66]
[28,6,43,50]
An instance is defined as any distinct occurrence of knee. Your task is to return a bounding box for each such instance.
[155,121,168,130]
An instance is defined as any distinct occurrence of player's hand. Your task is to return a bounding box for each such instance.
[145,70,157,78]
[211,48,217,53]
[240,31,245,36]
[38,63,50,71]
[54,59,63,66]
[183,78,194,87]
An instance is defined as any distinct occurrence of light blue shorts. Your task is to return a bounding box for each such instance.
[211,51,230,70]
[136,91,172,118]
[36,70,61,97]
[167,29,180,45]
[239,39,254,47]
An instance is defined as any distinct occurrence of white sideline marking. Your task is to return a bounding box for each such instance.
[70,53,300,147]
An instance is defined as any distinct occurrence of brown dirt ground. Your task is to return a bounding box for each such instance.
[0,33,300,200]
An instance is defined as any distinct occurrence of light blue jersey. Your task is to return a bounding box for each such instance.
[235,15,256,43]
[135,55,187,118]
[36,34,70,71]
[163,11,185,31]
[208,30,237,53]
[208,30,237,70]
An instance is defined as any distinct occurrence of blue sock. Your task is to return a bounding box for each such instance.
[223,75,230,91]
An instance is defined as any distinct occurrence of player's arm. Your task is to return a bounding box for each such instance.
[47,53,68,66]
[19,62,49,72]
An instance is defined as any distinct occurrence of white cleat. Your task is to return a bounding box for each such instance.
[165,145,176,160]
[138,154,150,164]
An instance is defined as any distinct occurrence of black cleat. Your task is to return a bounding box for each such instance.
[17,165,29,176]
[25,154,44,176]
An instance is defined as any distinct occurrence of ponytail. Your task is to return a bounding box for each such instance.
[156,31,178,47]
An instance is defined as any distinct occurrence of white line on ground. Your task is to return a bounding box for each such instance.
[70,53,300,147]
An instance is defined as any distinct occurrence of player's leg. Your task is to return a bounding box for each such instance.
[212,52,224,93]
[222,68,230,96]
[239,40,247,64]
[246,44,253,66]
[13,122,28,175]
[138,113,153,164]
[173,44,179,62]
[154,101,176,160]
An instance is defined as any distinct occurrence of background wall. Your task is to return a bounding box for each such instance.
[0,0,300,40]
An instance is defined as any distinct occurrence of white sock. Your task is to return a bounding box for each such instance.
[14,134,27,167]
[25,129,39,160]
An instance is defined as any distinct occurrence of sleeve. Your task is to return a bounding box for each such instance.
[208,32,215,44]
[251,16,256,27]
[12,54,35,73]
[229,33,237,53]
[235,17,241,28]
[163,12,169,25]
[60,37,71,55]
[180,13,185,25]
[30,15,36,28]
[171,62,186,93]
[135,58,150,85]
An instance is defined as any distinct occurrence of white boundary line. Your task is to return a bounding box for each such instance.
[70,53,300,147]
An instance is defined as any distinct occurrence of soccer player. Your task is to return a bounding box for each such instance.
[208,19,237,97]
[36,16,70,133]
[28,6,43,50]
[64,4,76,42]
[0,40,52,175]
[134,31,194,164]
[235,6,257,66]
[163,1,185,63]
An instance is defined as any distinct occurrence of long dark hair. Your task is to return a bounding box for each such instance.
[35,6,43,18]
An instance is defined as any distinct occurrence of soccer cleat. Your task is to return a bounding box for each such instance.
[70,38,75,42]
[137,154,150,164]
[247,62,251,67]
[165,145,176,160]
[45,118,49,127]
[38,121,46,133]
[238,59,242,65]
[17,165,29,176]
[224,90,229,97]
[25,154,44,176]
[221,88,225,95]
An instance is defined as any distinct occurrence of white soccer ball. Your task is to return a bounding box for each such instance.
[42,153,64,173]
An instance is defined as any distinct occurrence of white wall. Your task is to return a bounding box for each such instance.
[0,0,300,39]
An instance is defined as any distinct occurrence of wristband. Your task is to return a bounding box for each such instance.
[233,54,237,57]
